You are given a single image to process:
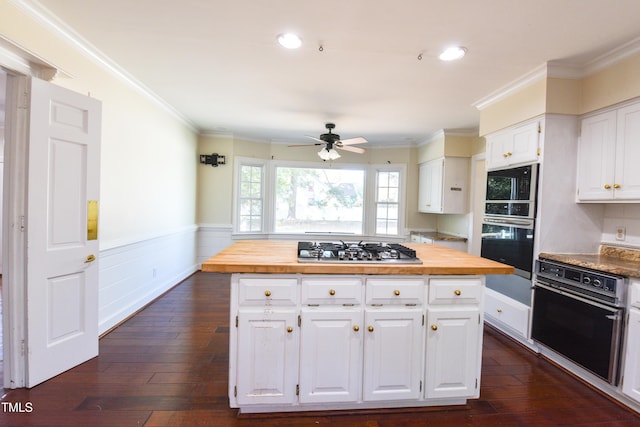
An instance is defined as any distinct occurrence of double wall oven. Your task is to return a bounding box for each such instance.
[481,164,537,278]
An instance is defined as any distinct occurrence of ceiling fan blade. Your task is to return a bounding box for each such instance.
[288,143,323,147]
[305,135,325,143]
[339,136,368,146]
[337,145,366,154]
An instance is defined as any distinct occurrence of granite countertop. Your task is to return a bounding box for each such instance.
[539,245,640,278]
[411,231,468,242]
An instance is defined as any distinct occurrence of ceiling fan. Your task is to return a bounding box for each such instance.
[289,123,368,160]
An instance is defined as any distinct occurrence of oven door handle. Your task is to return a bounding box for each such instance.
[483,217,534,227]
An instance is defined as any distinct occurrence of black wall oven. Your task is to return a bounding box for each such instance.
[481,164,538,278]
[532,260,626,385]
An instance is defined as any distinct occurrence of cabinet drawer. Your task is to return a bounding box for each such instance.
[484,288,529,337]
[630,279,640,309]
[428,277,482,305]
[366,278,424,305]
[301,277,363,305]
[238,278,298,306]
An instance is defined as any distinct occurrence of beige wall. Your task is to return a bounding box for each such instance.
[580,55,640,114]
[479,78,547,136]
[196,136,436,232]
[1,2,198,245]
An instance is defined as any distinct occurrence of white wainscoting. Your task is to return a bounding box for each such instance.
[197,224,234,266]
[98,225,199,335]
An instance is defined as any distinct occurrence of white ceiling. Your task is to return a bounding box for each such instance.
[24,0,640,146]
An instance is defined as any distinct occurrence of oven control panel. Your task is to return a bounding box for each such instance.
[536,260,625,307]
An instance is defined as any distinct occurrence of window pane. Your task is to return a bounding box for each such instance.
[274,166,364,234]
[239,164,263,232]
[375,169,401,236]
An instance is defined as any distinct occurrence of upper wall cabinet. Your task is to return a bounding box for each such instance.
[577,101,640,202]
[418,157,469,214]
[485,120,541,171]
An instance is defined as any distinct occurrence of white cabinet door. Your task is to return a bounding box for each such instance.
[576,111,617,201]
[486,131,511,170]
[614,103,640,200]
[509,121,540,166]
[622,309,640,404]
[425,308,481,399]
[299,308,363,403]
[363,308,424,401]
[236,310,299,405]
[418,159,443,213]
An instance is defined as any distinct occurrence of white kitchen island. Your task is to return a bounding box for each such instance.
[201,241,513,413]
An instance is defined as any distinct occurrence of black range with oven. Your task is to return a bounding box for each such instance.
[532,259,627,385]
[297,241,422,264]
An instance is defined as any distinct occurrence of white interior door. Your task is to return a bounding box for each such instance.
[26,77,101,387]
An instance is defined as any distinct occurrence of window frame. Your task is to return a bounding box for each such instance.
[233,156,406,239]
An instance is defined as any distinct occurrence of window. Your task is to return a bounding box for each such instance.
[234,158,405,237]
[274,166,365,234]
[238,163,264,232]
[375,170,400,235]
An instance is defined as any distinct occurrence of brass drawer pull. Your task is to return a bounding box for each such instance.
[353,325,360,332]
[454,289,461,296]
[329,289,336,296]
[264,290,272,297]
[394,290,400,296]
[368,326,374,332]
[431,324,438,331]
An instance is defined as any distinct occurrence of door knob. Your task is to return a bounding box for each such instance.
[84,254,96,263]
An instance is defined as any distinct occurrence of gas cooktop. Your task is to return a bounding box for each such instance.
[297,241,422,264]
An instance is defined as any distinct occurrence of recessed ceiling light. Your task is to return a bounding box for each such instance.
[277,33,302,49]
[439,46,467,61]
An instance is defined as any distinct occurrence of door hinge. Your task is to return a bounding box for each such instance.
[298,314,301,327]
[476,378,478,389]
[235,315,238,328]
[478,313,481,324]
[538,123,541,133]
[420,380,423,392]
[234,386,237,397]
[20,91,29,109]
[537,148,541,156]
[21,340,25,356]
[19,215,25,232]
[422,314,425,326]
[296,384,300,396]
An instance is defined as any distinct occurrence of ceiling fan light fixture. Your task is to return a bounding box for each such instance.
[439,46,467,61]
[318,147,341,161]
[277,33,302,49]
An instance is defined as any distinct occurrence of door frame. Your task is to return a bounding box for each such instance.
[2,69,29,388]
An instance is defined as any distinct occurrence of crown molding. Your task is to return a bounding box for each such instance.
[11,0,198,132]
[418,128,478,147]
[473,36,640,111]
[472,63,548,111]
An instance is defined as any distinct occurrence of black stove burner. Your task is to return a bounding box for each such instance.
[297,241,421,264]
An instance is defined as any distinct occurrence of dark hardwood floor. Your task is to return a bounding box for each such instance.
[1,272,639,426]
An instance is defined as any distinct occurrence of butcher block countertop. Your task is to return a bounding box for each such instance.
[201,240,514,275]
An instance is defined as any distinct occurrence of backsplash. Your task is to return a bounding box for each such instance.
[602,204,640,248]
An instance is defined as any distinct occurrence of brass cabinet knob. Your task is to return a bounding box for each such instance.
[368,326,374,332]
[353,325,360,332]
[604,184,612,190]
[84,254,96,263]
[507,152,512,157]
[614,183,621,189]
[264,290,272,297]
[394,290,400,296]
[329,289,336,296]
[287,326,293,333]
[454,289,461,296]
[497,308,503,313]
[503,153,509,158]
[431,324,438,331]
